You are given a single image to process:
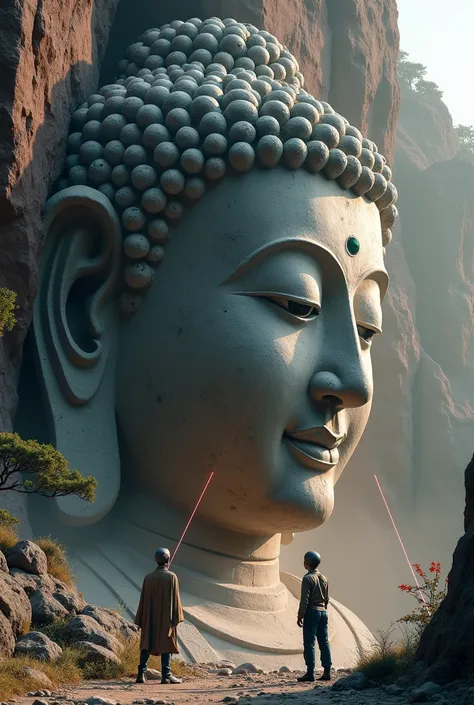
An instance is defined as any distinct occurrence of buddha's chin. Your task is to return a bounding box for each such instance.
[192,474,336,537]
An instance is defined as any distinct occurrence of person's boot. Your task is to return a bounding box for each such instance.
[318,669,331,681]
[297,672,315,683]
[161,674,182,684]
[135,668,146,684]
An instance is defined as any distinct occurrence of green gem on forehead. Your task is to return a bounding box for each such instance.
[346,236,360,256]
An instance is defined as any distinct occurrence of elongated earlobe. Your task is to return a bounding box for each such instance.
[33,187,122,526]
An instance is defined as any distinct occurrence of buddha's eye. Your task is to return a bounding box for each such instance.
[263,296,320,320]
[357,324,378,344]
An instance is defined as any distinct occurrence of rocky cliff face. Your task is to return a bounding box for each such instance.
[285,86,474,631]
[415,454,474,683]
[0,0,120,434]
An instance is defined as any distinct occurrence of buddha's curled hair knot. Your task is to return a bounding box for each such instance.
[61,16,398,313]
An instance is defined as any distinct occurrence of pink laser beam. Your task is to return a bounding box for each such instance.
[374,474,430,613]
[169,470,215,565]
[169,377,268,566]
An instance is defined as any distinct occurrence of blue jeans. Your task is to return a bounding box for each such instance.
[139,650,171,679]
[303,609,332,674]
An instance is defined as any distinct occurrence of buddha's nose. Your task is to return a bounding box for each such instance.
[308,370,371,410]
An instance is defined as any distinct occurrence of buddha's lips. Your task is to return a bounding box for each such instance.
[283,427,344,471]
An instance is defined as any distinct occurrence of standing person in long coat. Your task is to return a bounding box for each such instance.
[134,547,184,684]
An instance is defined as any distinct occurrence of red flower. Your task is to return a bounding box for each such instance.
[429,561,441,574]
[413,563,426,578]
[399,584,411,592]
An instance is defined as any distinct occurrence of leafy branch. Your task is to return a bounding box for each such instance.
[0,432,96,501]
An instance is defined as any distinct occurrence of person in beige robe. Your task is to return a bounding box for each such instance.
[134,547,184,684]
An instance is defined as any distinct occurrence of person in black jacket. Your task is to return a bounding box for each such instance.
[296,551,332,683]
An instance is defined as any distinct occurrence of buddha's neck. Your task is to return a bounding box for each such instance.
[117,488,282,591]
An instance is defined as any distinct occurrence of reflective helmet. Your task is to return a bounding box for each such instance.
[304,551,321,569]
[155,547,171,566]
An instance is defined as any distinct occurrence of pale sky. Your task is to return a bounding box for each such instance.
[397,0,474,126]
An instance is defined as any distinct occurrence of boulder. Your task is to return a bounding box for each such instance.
[80,604,138,640]
[15,631,63,662]
[29,590,69,625]
[21,667,53,689]
[9,569,55,595]
[408,682,443,703]
[233,663,263,675]
[0,611,15,657]
[332,672,369,691]
[11,568,84,615]
[74,641,121,667]
[86,698,117,705]
[0,550,8,573]
[144,668,161,680]
[51,579,85,614]
[0,570,32,636]
[6,541,48,575]
[65,614,123,654]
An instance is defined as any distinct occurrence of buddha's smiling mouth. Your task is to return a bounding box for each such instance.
[283,426,344,472]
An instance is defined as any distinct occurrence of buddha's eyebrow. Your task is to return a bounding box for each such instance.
[221,237,338,286]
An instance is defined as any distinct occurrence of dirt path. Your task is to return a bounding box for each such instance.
[15,672,406,705]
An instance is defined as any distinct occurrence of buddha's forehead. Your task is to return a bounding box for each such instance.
[173,168,385,291]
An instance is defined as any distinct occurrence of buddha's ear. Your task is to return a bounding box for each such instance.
[33,186,122,526]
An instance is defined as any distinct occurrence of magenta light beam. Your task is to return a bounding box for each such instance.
[169,378,267,566]
[374,474,430,613]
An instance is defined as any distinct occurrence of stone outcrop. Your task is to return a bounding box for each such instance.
[0,537,138,673]
[0,0,121,435]
[415,454,474,682]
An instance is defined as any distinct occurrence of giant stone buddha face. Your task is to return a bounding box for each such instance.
[115,167,387,535]
[37,15,396,536]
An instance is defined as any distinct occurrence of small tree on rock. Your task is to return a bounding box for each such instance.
[416,80,443,99]
[0,432,96,501]
[455,124,474,161]
[398,50,427,89]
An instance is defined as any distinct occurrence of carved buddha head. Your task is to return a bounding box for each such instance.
[29,16,397,540]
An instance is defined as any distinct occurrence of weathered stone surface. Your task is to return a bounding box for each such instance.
[15,631,63,662]
[74,640,121,667]
[65,614,123,654]
[0,570,32,636]
[0,611,15,657]
[416,454,474,681]
[11,568,84,614]
[6,540,48,575]
[9,568,54,594]
[30,589,69,625]
[0,550,7,573]
[52,579,85,614]
[80,604,138,640]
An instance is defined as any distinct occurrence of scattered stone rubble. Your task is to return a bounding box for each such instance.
[0,539,138,666]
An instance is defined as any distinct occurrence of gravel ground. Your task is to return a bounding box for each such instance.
[12,668,474,705]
